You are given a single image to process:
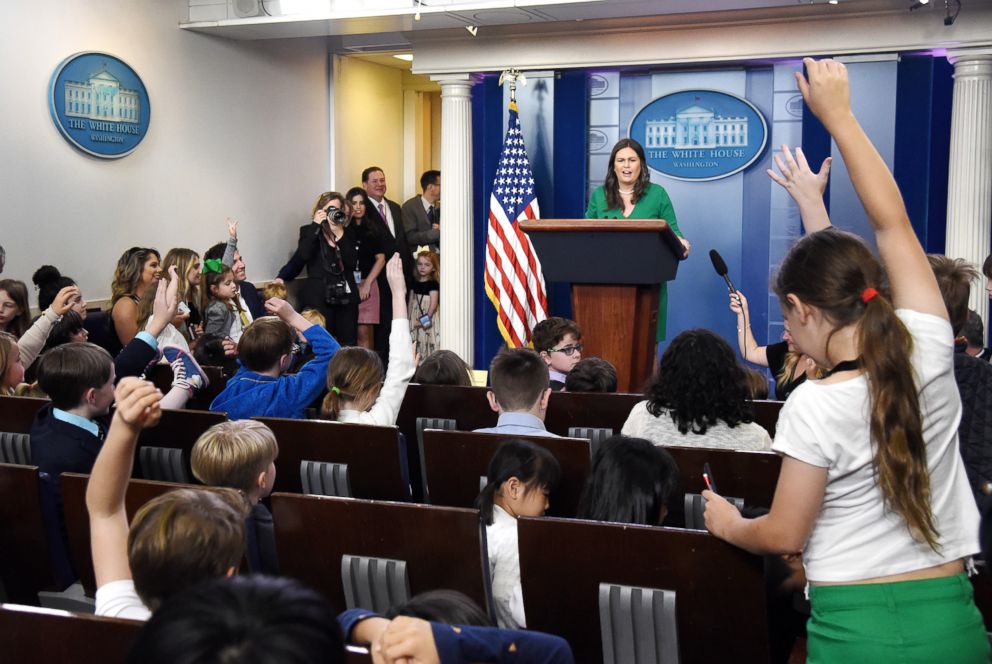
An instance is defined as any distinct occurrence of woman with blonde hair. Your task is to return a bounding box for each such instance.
[160,248,202,340]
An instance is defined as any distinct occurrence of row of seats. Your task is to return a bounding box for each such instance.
[0,463,773,663]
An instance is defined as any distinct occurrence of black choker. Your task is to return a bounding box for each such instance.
[822,358,861,378]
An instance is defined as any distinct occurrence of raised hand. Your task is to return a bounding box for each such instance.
[768,145,831,202]
[385,253,406,296]
[112,377,163,429]
[227,217,239,239]
[795,58,852,131]
[264,297,297,322]
[729,290,749,318]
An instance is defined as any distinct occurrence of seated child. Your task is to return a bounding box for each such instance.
[210,297,339,420]
[87,378,248,620]
[263,281,289,301]
[576,435,679,526]
[475,439,561,629]
[564,357,617,393]
[474,348,557,438]
[321,254,414,425]
[191,420,280,574]
[413,349,473,386]
[532,317,582,391]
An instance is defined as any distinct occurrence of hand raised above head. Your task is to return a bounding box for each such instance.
[729,290,748,316]
[264,297,296,322]
[385,253,406,293]
[795,58,852,130]
[112,377,163,429]
[226,217,239,239]
[767,145,831,199]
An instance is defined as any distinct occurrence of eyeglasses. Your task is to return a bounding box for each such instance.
[549,344,583,357]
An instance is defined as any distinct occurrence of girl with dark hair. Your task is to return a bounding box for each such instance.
[413,349,473,386]
[585,138,689,342]
[704,59,986,662]
[576,435,679,526]
[33,265,87,320]
[476,439,561,629]
[346,186,386,350]
[622,329,772,451]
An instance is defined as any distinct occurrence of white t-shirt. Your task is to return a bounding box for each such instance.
[621,401,772,451]
[95,579,152,621]
[486,505,526,629]
[773,309,980,583]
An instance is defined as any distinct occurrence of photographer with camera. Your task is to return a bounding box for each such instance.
[274,192,360,346]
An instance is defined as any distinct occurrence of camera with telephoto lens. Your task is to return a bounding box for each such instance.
[326,206,347,225]
[324,279,350,306]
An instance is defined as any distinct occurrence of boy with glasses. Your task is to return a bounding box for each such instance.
[533,317,583,391]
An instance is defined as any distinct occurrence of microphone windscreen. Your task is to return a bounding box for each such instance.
[709,249,728,277]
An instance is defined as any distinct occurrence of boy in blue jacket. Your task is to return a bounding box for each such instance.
[210,298,338,420]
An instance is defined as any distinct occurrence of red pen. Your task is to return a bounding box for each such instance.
[703,473,713,491]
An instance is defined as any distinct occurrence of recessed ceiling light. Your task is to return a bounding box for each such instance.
[393,53,414,62]
[828,0,838,4]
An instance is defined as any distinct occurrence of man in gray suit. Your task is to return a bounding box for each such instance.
[402,170,441,252]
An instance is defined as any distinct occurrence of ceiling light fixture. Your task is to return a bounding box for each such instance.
[466,25,478,36]
[909,0,930,11]
[393,53,414,62]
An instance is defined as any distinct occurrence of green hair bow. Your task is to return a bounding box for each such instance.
[203,258,225,274]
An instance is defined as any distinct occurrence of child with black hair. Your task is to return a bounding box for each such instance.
[33,265,87,320]
[532,317,582,391]
[475,439,561,629]
[576,435,679,526]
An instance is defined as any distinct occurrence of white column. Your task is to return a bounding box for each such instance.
[946,49,992,327]
[431,73,476,364]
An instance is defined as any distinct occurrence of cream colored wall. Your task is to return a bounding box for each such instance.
[1,0,330,303]
[333,56,405,198]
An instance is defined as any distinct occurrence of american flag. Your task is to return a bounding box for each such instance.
[484,101,548,348]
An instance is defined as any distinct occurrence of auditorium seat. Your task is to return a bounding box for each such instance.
[132,407,225,481]
[518,516,770,664]
[271,493,489,615]
[420,429,592,518]
[60,473,195,596]
[256,417,411,501]
[0,395,49,434]
[0,463,58,605]
[0,603,141,661]
[396,384,496,500]
[545,390,642,435]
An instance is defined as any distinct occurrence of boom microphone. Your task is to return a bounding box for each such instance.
[709,249,737,296]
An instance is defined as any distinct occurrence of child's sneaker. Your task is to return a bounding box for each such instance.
[163,345,209,394]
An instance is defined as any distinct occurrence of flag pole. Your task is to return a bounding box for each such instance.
[498,68,526,103]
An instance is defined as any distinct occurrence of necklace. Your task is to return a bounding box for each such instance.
[821,358,861,378]
[618,188,634,195]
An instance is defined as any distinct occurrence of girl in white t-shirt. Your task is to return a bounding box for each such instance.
[703,59,986,662]
[476,439,561,630]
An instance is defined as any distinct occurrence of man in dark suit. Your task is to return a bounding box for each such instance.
[204,241,265,321]
[402,169,441,253]
[363,166,415,365]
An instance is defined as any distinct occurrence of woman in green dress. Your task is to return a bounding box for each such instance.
[585,138,690,341]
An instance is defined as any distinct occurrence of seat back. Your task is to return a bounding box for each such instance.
[0,396,49,434]
[0,431,31,465]
[139,446,191,484]
[518,516,769,664]
[257,417,410,501]
[567,426,613,457]
[415,417,456,502]
[301,460,352,497]
[545,391,643,435]
[271,493,488,612]
[659,446,780,527]
[134,408,226,481]
[682,493,745,531]
[0,464,58,604]
[396,384,495,500]
[61,473,198,596]
[751,400,783,438]
[421,429,591,517]
[599,583,680,664]
[341,554,411,612]
[0,604,140,662]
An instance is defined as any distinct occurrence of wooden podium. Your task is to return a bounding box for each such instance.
[519,219,685,393]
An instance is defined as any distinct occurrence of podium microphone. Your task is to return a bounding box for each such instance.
[709,249,737,296]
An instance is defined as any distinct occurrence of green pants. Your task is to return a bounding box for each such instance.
[807,574,990,663]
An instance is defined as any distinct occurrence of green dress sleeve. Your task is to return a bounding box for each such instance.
[585,186,607,219]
